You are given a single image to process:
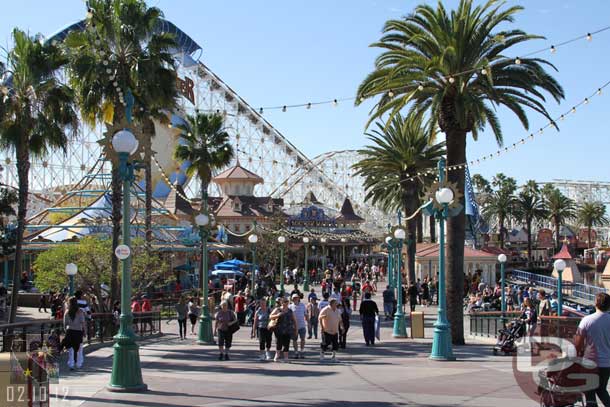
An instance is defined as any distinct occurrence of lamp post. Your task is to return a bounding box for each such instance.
[278,236,286,294]
[195,213,213,344]
[430,170,457,361]
[554,259,566,316]
[303,237,310,291]
[320,237,327,272]
[249,233,258,295]
[498,254,507,319]
[65,263,77,296]
[385,236,393,289]
[341,238,347,265]
[108,128,147,392]
[392,228,407,338]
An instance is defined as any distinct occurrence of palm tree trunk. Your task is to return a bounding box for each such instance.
[416,212,423,243]
[110,165,122,304]
[499,215,505,249]
[404,189,418,285]
[526,218,532,269]
[143,119,154,257]
[200,181,208,290]
[8,146,29,323]
[446,127,466,345]
[587,224,592,249]
[554,217,560,249]
[429,214,436,243]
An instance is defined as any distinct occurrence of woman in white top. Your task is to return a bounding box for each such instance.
[63,296,86,370]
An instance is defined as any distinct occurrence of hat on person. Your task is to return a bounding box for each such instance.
[291,293,300,299]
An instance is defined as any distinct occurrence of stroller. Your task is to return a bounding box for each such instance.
[493,318,526,355]
[537,357,592,406]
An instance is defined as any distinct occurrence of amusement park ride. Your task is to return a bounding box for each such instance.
[0,19,396,240]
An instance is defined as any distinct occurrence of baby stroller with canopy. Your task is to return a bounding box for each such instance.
[493,318,526,355]
[537,357,593,407]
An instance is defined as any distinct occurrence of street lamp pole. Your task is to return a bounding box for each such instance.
[430,158,456,361]
[195,213,213,344]
[108,127,147,392]
[248,233,258,295]
[65,263,77,296]
[385,236,393,289]
[278,236,286,294]
[303,237,310,291]
[498,254,507,323]
[554,259,566,316]
[320,237,327,272]
[341,238,346,266]
[392,228,407,338]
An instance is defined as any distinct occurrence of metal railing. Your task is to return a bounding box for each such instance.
[0,311,161,353]
[509,269,606,304]
[571,283,607,303]
[468,311,581,339]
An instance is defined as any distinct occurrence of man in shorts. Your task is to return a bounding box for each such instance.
[319,298,342,362]
[289,293,307,358]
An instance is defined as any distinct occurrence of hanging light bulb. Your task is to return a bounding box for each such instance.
[481,68,487,75]
[333,99,338,107]
[86,8,93,19]
[359,96,365,102]
[448,76,455,84]
[584,98,589,104]
[106,68,112,74]
[187,132,192,137]
[168,123,173,129]
[515,57,521,65]
[282,106,287,112]
[597,88,602,96]
[550,45,556,53]
[102,60,109,66]
[388,89,394,97]
[306,102,311,109]
[112,81,118,87]
[417,84,424,91]
[586,33,592,41]
[259,107,263,114]
[571,107,576,114]
[560,114,565,121]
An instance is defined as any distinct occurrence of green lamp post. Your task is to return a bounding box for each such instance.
[429,159,457,361]
[249,233,258,295]
[554,259,566,316]
[195,213,214,344]
[278,235,286,294]
[341,237,347,265]
[498,254,507,317]
[385,236,394,289]
[320,237,327,272]
[108,128,147,392]
[303,236,310,291]
[65,263,77,296]
[392,228,407,338]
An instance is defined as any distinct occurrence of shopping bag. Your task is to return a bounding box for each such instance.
[375,315,380,340]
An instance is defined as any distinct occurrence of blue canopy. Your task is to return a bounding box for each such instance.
[211,269,245,277]
[213,259,250,271]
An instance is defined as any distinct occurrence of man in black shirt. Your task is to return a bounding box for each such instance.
[407,282,418,312]
[359,292,379,346]
[382,285,395,320]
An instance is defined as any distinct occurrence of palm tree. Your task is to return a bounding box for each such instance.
[66,0,176,303]
[352,113,445,285]
[513,190,547,267]
[544,188,576,248]
[577,202,609,249]
[174,113,234,284]
[356,0,564,344]
[481,190,514,249]
[0,29,77,323]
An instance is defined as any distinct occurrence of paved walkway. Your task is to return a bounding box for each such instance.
[48,297,541,407]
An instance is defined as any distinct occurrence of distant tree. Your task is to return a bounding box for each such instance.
[543,188,576,247]
[513,191,547,267]
[577,202,608,249]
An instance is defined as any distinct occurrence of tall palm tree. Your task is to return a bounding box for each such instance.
[0,29,77,323]
[577,202,608,249]
[544,188,576,248]
[174,113,234,284]
[66,0,176,302]
[356,0,564,344]
[513,190,547,267]
[481,189,514,249]
[352,113,445,285]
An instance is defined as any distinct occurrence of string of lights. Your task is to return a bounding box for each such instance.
[253,25,610,113]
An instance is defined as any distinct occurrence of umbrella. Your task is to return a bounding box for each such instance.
[213,259,250,271]
[211,269,245,277]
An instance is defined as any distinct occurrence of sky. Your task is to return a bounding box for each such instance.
[1,0,609,186]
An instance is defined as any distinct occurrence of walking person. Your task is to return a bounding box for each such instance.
[214,300,238,360]
[175,296,188,340]
[407,282,418,312]
[270,297,297,362]
[574,293,610,406]
[382,285,395,320]
[39,293,48,313]
[520,297,537,350]
[319,298,342,362]
[252,298,273,360]
[289,293,307,359]
[339,298,351,349]
[63,296,86,370]
[306,297,320,340]
[359,292,379,346]
[187,296,200,335]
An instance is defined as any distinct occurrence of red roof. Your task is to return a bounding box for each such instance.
[213,163,263,183]
[415,243,497,259]
[552,243,573,260]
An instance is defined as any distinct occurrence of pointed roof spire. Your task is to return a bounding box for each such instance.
[552,243,573,260]
[336,197,364,222]
[303,191,321,205]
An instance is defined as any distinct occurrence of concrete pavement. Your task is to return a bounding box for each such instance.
[47,299,541,407]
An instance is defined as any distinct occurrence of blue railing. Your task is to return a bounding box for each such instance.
[509,269,606,304]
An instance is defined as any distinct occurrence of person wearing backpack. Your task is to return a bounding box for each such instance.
[214,300,238,360]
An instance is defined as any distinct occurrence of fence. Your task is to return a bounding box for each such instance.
[468,311,581,339]
[0,311,161,353]
[509,269,606,304]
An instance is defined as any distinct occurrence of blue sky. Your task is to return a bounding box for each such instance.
[1,0,609,185]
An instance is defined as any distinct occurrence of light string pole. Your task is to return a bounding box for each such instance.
[278,235,286,294]
[320,237,327,272]
[303,236,310,291]
[498,254,508,323]
[195,212,213,344]
[248,226,258,296]
[65,263,77,296]
[108,96,147,391]
[385,235,394,290]
[429,158,457,361]
[392,227,407,338]
[554,259,566,316]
